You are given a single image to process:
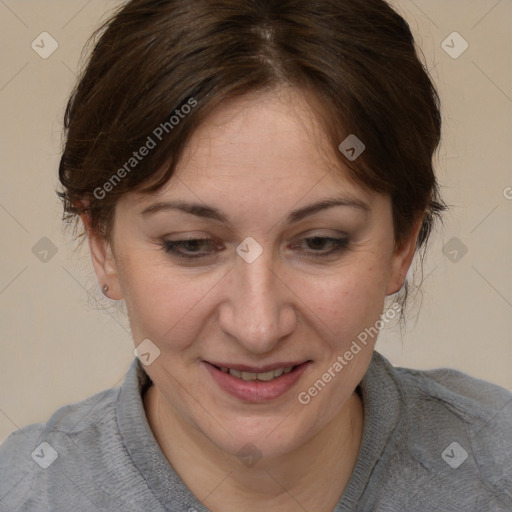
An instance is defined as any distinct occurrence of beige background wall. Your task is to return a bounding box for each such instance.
[0,0,511,444]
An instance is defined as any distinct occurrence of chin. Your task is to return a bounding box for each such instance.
[194,406,319,465]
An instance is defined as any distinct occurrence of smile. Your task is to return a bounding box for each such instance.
[203,361,311,402]
[218,365,295,381]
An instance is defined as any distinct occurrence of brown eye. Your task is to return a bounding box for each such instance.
[296,236,349,256]
[162,239,220,259]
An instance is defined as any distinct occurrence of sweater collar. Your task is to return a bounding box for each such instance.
[117,351,403,511]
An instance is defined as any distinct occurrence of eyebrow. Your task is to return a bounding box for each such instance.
[140,196,370,224]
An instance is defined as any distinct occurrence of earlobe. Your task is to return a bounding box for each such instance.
[79,212,123,300]
[386,216,423,296]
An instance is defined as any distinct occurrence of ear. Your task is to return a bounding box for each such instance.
[79,210,124,300]
[386,214,424,296]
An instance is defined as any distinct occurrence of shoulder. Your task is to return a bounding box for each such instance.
[0,386,120,511]
[389,358,512,505]
[394,362,512,430]
[0,383,119,458]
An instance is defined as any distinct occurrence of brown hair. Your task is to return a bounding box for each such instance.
[58,0,446,312]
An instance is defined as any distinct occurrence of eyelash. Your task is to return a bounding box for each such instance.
[161,236,349,260]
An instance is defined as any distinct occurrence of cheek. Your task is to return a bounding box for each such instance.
[118,237,391,354]
[118,254,223,347]
[299,259,389,347]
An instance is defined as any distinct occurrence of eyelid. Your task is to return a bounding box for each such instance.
[289,235,349,253]
[162,238,220,259]
[161,233,350,261]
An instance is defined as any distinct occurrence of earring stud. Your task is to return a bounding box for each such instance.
[102,284,109,294]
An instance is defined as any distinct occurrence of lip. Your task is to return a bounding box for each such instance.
[203,360,311,402]
[206,361,305,373]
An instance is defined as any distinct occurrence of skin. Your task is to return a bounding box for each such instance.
[83,86,422,511]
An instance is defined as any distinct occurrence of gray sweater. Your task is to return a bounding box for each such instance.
[1,351,511,511]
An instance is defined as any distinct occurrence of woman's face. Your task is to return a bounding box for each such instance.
[90,87,418,460]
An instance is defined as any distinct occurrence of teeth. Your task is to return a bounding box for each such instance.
[225,366,295,381]
[254,370,274,382]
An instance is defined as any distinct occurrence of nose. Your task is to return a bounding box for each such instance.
[218,247,297,354]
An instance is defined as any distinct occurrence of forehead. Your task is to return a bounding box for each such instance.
[119,86,379,220]
[170,87,359,191]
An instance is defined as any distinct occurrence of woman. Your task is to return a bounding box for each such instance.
[1,0,510,510]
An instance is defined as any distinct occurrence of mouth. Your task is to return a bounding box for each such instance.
[203,360,311,402]
[215,364,297,382]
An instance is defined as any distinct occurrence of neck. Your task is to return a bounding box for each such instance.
[144,386,363,512]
